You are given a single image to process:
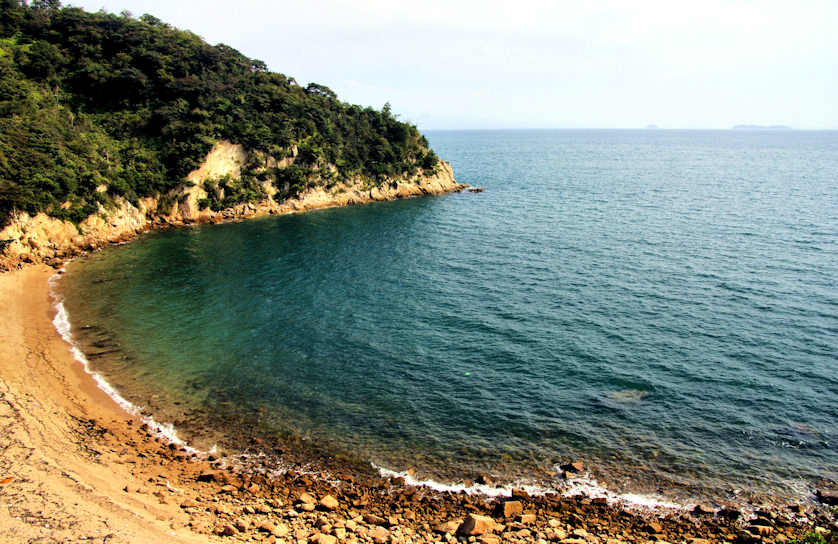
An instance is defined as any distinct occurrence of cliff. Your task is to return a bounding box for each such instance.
[0,141,466,271]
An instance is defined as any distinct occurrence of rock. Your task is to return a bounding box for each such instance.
[310,533,337,544]
[518,514,537,524]
[511,488,529,500]
[457,514,497,536]
[547,528,568,541]
[433,521,461,534]
[693,504,715,515]
[493,500,523,519]
[272,523,290,537]
[257,521,275,533]
[646,521,663,533]
[298,492,317,505]
[479,535,501,544]
[816,488,838,505]
[370,526,390,544]
[365,514,387,526]
[750,525,774,537]
[300,503,316,512]
[562,461,584,473]
[180,499,199,508]
[197,470,222,482]
[736,530,760,544]
[234,519,248,532]
[476,474,492,486]
[718,507,741,521]
[320,494,339,511]
[217,523,237,536]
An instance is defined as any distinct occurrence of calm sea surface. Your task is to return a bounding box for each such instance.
[61,130,838,504]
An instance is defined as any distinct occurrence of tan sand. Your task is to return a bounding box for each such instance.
[0,265,210,543]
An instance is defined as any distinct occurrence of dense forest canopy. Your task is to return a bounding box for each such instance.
[0,0,439,226]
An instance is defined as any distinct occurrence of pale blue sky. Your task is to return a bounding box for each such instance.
[69,0,837,130]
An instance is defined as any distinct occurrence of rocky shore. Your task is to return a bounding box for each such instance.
[1,266,836,544]
[0,141,468,272]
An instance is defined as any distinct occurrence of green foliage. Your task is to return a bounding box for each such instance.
[0,3,440,227]
[790,531,837,544]
[200,173,265,212]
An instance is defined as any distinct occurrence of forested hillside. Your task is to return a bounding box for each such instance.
[0,1,439,227]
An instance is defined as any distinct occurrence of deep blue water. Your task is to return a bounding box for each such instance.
[61,129,838,503]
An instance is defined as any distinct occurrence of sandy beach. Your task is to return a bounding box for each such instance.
[0,265,828,544]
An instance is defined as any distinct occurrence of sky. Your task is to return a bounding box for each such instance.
[68,0,837,130]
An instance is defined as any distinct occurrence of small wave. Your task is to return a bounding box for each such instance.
[374,464,685,512]
[48,270,205,457]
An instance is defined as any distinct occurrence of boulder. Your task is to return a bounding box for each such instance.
[370,526,390,544]
[298,492,317,505]
[693,504,715,515]
[310,534,337,544]
[319,494,339,511]
[817,488,838,505]
[493,500,523,519]
[216,523,237,536]
[197,470,222,482]
[457,514,497,536]
[364,513,387,526]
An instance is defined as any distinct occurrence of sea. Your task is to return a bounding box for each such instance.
[57,129,838,508]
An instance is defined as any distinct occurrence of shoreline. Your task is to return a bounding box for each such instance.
[1,267,832,543]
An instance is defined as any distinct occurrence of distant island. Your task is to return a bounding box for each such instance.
[732,125,792,130]
[645,124,660,129]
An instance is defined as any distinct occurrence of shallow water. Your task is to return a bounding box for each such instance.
[61,129,838,504]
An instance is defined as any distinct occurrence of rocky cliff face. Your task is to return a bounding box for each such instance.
[0,142,466,271]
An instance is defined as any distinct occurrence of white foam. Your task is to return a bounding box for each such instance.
[48,270,204,456]
[559,473,684,510]
[375,464,686,512]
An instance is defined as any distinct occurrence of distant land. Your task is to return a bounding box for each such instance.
[732,125,792,130]
[645,124,660,129]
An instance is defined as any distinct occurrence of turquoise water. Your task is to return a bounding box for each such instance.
[61,129,838,503]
